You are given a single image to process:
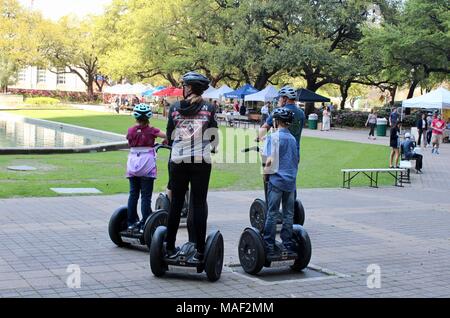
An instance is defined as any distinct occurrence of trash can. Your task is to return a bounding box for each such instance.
[308,114,318,130]
[376,118,388,137]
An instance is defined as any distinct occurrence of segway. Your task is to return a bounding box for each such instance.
[238,224,312,275]
[238,145,312,275]
[150,226,224,282]
[243,146,306,232]
[108,144,172,249]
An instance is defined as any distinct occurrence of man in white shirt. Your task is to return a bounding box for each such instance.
[260,102,271,126]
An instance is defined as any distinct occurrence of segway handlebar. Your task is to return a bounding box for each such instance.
[241,146,260,153]
[155,143,172,153]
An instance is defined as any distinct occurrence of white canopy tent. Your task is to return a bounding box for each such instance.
[203,84,233,100]
[104,83,152,95]
[244,85,278,102]
[202,85,216,96]
[401,87,450,141]
[131,84,152,95]
[402,87,450,111]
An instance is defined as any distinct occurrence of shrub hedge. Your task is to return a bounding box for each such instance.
[8,88,100,103]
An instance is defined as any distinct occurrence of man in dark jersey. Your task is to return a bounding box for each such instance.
[165,72,219,262]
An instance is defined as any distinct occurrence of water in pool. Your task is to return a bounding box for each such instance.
[0,118,109,148]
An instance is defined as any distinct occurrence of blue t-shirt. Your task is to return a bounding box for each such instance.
[266,104,305,154]
[401,139,415,160]
[263,128,299,192]
[390,112,399,126]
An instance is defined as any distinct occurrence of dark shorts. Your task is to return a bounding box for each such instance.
[390,142,399,149]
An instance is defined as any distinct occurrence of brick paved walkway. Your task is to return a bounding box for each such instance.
[0,130,449,298]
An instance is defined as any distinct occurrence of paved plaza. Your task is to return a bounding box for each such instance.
[0,131,449,298]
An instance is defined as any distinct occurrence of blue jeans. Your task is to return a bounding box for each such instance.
[263,183,295,251]
[127,177,154,227]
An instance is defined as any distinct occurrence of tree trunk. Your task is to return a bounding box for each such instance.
[165,73,178,87]
[254,70,270,90]
[388,85,397,106]
[95,78,105,92]
[304,80,318,116]
[407,80,419,99]
[339,82,350,110]
[86,75,95,101]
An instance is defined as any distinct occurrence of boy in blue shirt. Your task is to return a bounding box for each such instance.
[262,108,299,257]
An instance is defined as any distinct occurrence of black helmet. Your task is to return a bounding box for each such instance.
[181,71,210,95]
[272,107,294,124]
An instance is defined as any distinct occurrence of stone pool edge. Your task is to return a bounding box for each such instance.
[0,113,128,154]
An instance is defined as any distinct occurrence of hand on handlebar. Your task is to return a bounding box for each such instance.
[255,136,266,143]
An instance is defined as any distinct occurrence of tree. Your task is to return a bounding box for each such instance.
[38,16,107,99]
[277,0,402,114]
[361,0,450,99]
[0,0,43,92]
[0,55,17,92]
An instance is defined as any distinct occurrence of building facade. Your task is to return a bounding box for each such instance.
[10,66,87,92]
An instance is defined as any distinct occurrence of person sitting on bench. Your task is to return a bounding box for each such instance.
[401,133,423,174]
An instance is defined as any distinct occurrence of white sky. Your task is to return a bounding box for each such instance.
[19,0,112,20]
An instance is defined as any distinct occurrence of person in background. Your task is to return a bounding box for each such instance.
[390,107,399,127]
[416,113,427,147]
[431,113,446,155]
[321,106,331,131]
[239,103,247,116]
[261,102,270,127]
[212,100,222,113]
[365,109,377,140]
[426,112,433,147]
[259,86,305,156]
[389,121,402,168]
[233,100,240,113]
[401,132,423,174]
[114,96,120,114]
[132,95,140,107]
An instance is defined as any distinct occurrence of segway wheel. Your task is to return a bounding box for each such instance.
[204,232,224,282]
[108,206,130,247]
[294,199,305,226]
[291,225,312,272]
[155,193,170,211]
[249,199,266,233]
[144,210,169,249]
[238,228,265,275]
[149,226,168,277]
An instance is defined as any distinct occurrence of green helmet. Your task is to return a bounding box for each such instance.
[133,103,152,120]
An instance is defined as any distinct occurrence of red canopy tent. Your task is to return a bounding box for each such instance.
[153,87,183,97]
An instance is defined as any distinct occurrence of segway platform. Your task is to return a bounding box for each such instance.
[238,225,312,275]
[150,226,224,282]
[108,207,168,249]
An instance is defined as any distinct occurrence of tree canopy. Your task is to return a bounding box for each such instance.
[1,0,448,107]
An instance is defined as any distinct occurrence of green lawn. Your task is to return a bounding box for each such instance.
[0,109,392,198]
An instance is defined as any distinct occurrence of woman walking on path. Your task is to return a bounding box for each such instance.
[321,106,331,131]
[366,110,377,140]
